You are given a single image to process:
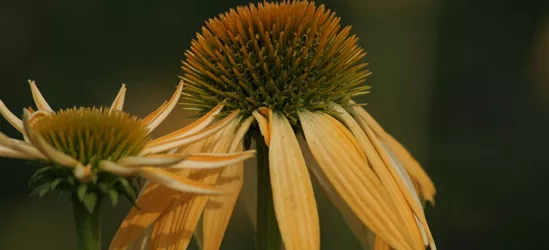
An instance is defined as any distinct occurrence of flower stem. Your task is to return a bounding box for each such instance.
[254,131,282,250]
[71,194,102,250]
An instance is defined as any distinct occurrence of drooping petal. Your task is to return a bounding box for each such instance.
[0,100,23,133]
[141,110,240,155]
[298,110,412,250]
[168,151,255,169]
[300,142,374,250]
[146,81,184,132]
[331,103,426,249]
[74,164,93,183]
[148,104,224,146]
[139,167,222,195]
[252,109,271,146]
[117,154,187,167]
[28,80,53,112]
[110,83,127,111]
[269,112,320,250]
[99,160,140,176]
[202,145,244,250]
[348,103,436,204]
[0,144,32,159]
[22,109,80,167]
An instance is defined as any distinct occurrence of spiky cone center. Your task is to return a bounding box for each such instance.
[29,107,150,210]
[181,1,371,124]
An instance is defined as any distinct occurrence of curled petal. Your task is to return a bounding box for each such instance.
[141,110,240,155]
[0,100,23,133]
[252,109,271,146]
[74,164,93,183]
[23,109,80,167]
[117,154,187,167]
[139,167,222,195]
[99,160,139,176]
[169,151,256,169]
[149,104,224,146]
[110,83,127,111]
[0,144,32,159]
[146,81,184,132]
[28,80,53,112]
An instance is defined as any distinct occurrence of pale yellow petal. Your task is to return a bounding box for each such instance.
[23,109,79,167]
[139,167,222,195]
[28,80,53,112]
[331,103,425,249]
[0,144,32,159]
[298,110,412,250]
[141,110,240,155]
[149,104,224,146]
[146,81,184,132]
[0,132,45,160]
[117,154,187,167]
[269,112,319,250]
[99,160,139,176]
[169,151,255,169]
[0,100,23,133]
[110,83,127,111]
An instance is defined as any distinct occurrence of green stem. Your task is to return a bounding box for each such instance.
[72,194,102,250]
[254,131,282,250]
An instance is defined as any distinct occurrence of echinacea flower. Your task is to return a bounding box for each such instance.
[112,1,437,250]
[0,80,255,250]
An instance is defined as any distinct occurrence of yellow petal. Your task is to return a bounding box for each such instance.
[252,109,271,146]
[110,83,127,111]
[117,154,187,167]
[139,167,222,195]
[170,151,255,169]
[148,104,224,146]
[269,112,319,250]
[331,103,425,249]
[99,160,139,176]
[301,143,374,250]
[143,101,167,124]
[28,80,53,112]
[109,183,178,250]
[142,110,240,154]
[349,103,436,205]
[298,110,412,250]
[23,109,79,167]
[146,81,184,132]
[202,145,244,250]
[374,236,391,250]
[0,100,23,133]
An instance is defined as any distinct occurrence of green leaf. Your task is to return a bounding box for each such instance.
[28,167,52,186]
[118,178,137,200]
[109,190,119,207]
[31,184,51,198]
[98,182,110,194]
[67,176,76,186]
[82,193,98,214]
[50,179,62,191]
[77,184,87,201]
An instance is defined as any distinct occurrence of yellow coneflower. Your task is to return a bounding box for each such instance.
[112,1,436,250]
[0,80,255,250]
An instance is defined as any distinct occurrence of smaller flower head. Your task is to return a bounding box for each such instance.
[0,80,255,212]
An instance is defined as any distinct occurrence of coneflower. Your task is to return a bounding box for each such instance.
[112,1,436,250]
[0,80,255,250]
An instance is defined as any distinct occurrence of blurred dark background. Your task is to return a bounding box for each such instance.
[1,0,548,249]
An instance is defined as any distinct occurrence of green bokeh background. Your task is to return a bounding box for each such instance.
[1,0,548,249]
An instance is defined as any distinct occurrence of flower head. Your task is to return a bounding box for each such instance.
[0,80,255,211]
[113,1,436,250]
